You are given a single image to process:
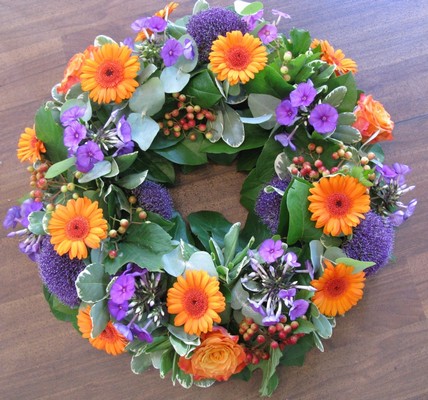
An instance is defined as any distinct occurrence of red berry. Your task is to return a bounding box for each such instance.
[171,109,179,117]
[270,340,279,349]
[256,335,266,344]
[290,321,299,330]
[268,325,277,335]
[314,159,323,168]
[108,250,117,259]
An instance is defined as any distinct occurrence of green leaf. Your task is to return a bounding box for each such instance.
[94,35,116,46]
[248,93,280,130]
[78,160,112,183]
[335,257,375,272]
[43,286,78,329]
[128,113,160,151]
[259,348,282,397]
[133,151,175,184]
[230,280,249,310]
[331,125,362,143]
[35,105,67,163]
[168,325,200,346]
[281,335,314,366]
[223,222,241,266]
[170,335,194,357]
[104,222,174,275]
[90,299,109,338]
[131,352,153,374]
[294,319,315,334]
[155,135,208,166]
[116,170,148,189]
[160,66,191,94]
[219,102,245,148]
[28,211,47,235]
[193,0,209,14]
[184,70,223,108]
[75,263,110,303]
[327,72,357,113]
[175,35,199,73]
[289,29,312,57]
[313,332,324,352]
[337,112,357,126]
[235,1,263,15]
[129,77,165,116]
[160,348,175,378]
[312,313,333,339]
[61,96,92,122]
[323,86,347,108]
[170,213,194,244]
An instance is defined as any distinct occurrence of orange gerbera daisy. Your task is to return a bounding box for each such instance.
[80,43,140,104]
[77,306,128,355]
[311,39,357,76]
[311,260,365,317]
[167,270,226,336]
[17,126,46,163]
[209,31,268,86]
[308,175,371,236]
[48,197,108,260]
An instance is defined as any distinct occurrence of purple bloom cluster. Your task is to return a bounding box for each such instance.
[61,106,87,154]
[343,211,395,276]
[255,176,290,233]
[132,180,175,220]
[131,16,167,34]
[187,8,248,63]
[38,237,85,307]
[161,39,184,67]
[377,162,411,186]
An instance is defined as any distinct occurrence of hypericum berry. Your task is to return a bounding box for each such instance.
[193,105,201,113]
[128,195,137,205]
[292,156,300,164]
[196,112,205,120]
[276,323,284,331]
[72,193,79,200]
[314,159,323,168]
[205,132,213,140]
[178,94,187,102]
[268,325,277,335]
[109,229,118,238]
[163,128,170,136]
[164,113,171,120]
[108,250,117,259]
[298,156,305,164]
[138,211,147,220]
[186,112,195,120]
[120,219,129,228]
[367,152,376,160]
[308,143,316,151]
[309,170,319,179]
[315,145,323,154]
[283,74,291,81]
[173,125,181,132]
[256,334,266,344]
[243,333,251,341]
[60,185,68,193]
[291,167,299,175]
[278,331,287,340]
[332,151,340,160]
[287,335,299,345]
[290,321,299,330]
[46,203,55,212]
[167,120,174,127]
[27,166,35,173]
[283,324,292,335]
[66,182,75,191]
[198,123,206,132]
[172,92,180,98]
[280,315,287,323]
[173,131,181,138]
[117,226,127,235]
[337,149,345,157]
[270,340,279,349]
[360,156,369,165]
[186,105,194,113]
[280,65,289,74]
[188,120,196,128]
[283,51,292,62]
[188,133,197,141]
[331,167,339,173]
[344,151,353,160]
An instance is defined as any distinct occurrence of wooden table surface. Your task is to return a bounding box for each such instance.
[1,1,427,399]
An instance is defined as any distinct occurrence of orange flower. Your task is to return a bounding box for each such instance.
[310,260,365,317]
[167,270,225,336]
[353,93,394,143]
[77,306,128,355]
[48,197,108,260]
[311,39,357,76]
[178,326,247,381]
[308,175,371,236]
[80,43,140,104]
[17,126,46,163]
[209,31,268,86]
[135,2,179,41]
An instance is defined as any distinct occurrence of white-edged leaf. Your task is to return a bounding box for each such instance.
[221,103,245,147]
[90,300,109,338]
[331,125,362,144]
[240,114,273,124]
[193,0,209,14]
[274,152,293,181]
[323,86,347,108]
[78,160,112,183]
[131,352,152,374]
[75,263,109,303]
[45,157,76,179]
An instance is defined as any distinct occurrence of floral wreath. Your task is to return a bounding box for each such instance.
[4,0,417,396]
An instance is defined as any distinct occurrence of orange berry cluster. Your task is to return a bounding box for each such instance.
[28,163,49,202]
[239,316,305,365]
[159,93,216,141]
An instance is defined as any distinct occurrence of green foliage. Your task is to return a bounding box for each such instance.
[43,286,79,330]
[281,334,315,366]
[183,70,223,108]
[75,263,110,303]
[155,135,208,165]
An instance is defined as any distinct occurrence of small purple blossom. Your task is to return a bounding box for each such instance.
[258,24,278,44]
[259,239,284,263]
[20,199,43,228]
[108,299,128,321]
[278,288,296,302]
[289,299,309,321]
[123,37,135,50]
[275,132,296,151]
[110,274,135,304]
[75,141,104,173]
[146,16,167,32]
[183,38,195,60]
[272,9,291,23]
[290,80,317,107]
[389,199,417,226]
[19,234,43,262]
[284,252,300,268]
[131,17,149,32]
[305,260,314,280]
[309,103,338,134]
[3,206,21,229]
[113,323,134,341]
[377,163,411,185]
[161,39,184,67]
[60,106,85,126]
[132,324,154,343]
[262,314,281,326]
[276,99,298,126]
[113,116,134,156]
[63,121,87,151]
[242,10,263,30]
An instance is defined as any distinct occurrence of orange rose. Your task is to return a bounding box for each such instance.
[57,45,96,94]
[178,326,247,381]
[353,94,394,143]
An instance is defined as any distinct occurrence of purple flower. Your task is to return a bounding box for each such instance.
[242,10,263,30]
[272,9,291,22]
[284,252,300,268]
[258,24,278,44]
[131,17,149,32]
[113,116,134,156]
[262,314,281,326]
[64,121,87,151]
[290,81,317,107]
[183,38,195,60]
[19,234,42,262]
[113,323,134,341]
[132,324,153,343]
[278,288,296,302]
[309,103,338,134]
[275,133,296,151]
[187,8,248,63]
[305,260,314,280]
[255,176,290,233]
[20,199,43,228]
[38,237,85,307]
[276,99,298,126]
[3,206,21,229]
[161,39,184,67]
[110,274,135,304]
[75,140,104,173]
[343,211,395,276]
[289,299,309,321]
[108,299,128,321]
[377,163,411,185]
[259,239,284,263]
[61,106,85,127]
[123,37,134,50]
[132,180,175,220]
[389,199,417,226]
[146,16,167,32]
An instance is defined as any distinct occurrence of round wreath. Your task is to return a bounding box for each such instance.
[4,0,417,396]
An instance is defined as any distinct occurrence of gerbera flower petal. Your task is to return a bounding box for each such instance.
[17,126,46,163]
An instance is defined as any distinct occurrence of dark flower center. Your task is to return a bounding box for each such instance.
[226,47,250,70]
[324,277,348,297]
[183,288,208,318]
[66,216,90,240]
[97,61,124,87]
[326,193,351,216]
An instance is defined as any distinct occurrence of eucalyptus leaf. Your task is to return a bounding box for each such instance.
[129,77,165,116]
[230,280,249,310]
[220,102,245,147]
[160,66,190,93]
[78,160,112,183]
[116,170,148,189]
[248,93,281,130]
[138,63,157,84]
[312,313,333,339]
[323,247,346,262]
[309,240,324,272]
[128,113,159,151]
[45,157,76,179]
[175,35,199,73]
[187,251,218,277]
[75,263,110,303]
[193,0,209,14]
[28,211,47,235]
[207,109,224,143]
[335,257,375,272]
[90,299,109,338]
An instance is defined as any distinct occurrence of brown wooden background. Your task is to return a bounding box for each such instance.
[1,1,427,399]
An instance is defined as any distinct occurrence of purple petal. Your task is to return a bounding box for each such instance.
[289,299,309,321]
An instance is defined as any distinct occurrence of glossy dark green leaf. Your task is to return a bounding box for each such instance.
[184,70,223,108]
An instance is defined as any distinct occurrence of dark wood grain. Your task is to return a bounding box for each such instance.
[1,1,427,399]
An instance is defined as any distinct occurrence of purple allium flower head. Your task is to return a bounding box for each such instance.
[258,24,278,44]
[132,180,175,220]
[61,106,85,127]
[255,176,290,233]
[259,239,284,263]
[276,99,298,126]
[161,38,184,67]
[38,237,85,307]
[3,206,21,229]
[183,38,195,60]
[108,299,128,321]
[343,211,395,276]
[290,80,317,107]
[309,103,338,133]
[275,132,296,151]
[64,121,87,151]
[242,10,263,31]
[187,8,248,63]
[75,140,104,173]
[289,299,309,321]
[110,274,135,304]
[146,16,167,32]
[20,199,43,228]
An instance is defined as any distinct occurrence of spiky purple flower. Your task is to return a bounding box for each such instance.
[309,103,338,133]
[343,211,395,276]
[255,176,290,233]
[187,8,248,63]
[132,180,174,220]
[37,238,85,307]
